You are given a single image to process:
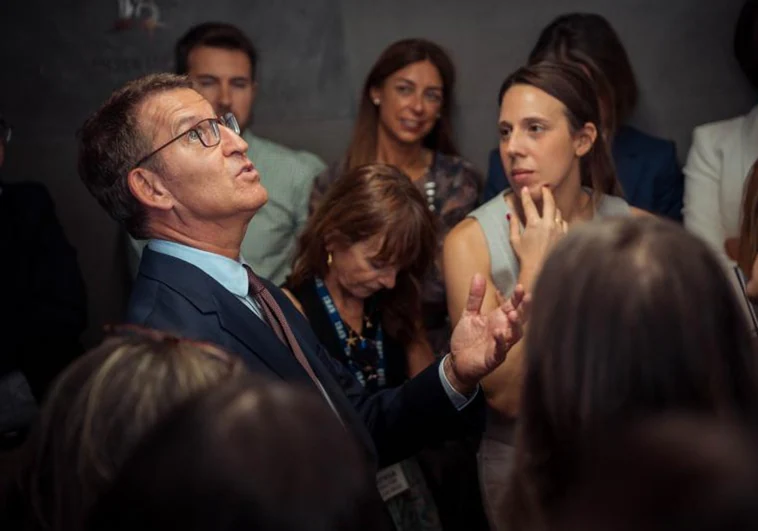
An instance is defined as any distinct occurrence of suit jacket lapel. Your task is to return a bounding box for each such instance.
[139,251,377,460]
[139,249,313,385]
[213,289,314,386]
[263,281,377,457]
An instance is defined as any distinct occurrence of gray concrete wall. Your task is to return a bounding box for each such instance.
[0,0,752,345]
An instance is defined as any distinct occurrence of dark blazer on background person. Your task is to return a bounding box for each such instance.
[484,125,684,220]
[127,248,484,467]
[0,181,87,402]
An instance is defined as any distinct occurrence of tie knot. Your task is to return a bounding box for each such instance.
[244,265,265,296]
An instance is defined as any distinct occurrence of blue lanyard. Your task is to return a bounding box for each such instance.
[314,277,385,389]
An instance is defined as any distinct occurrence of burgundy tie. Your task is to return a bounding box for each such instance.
[245,267,322,389]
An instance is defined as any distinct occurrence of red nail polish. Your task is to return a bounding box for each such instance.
[506,214,511,221]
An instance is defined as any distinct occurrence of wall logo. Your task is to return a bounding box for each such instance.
[113,0,163,33]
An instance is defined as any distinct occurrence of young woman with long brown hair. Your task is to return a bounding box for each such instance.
[444,61,637,529]
[309,38,481,355]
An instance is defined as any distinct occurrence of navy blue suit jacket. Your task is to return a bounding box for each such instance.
[127,249,483,467]
[484,125,684,220]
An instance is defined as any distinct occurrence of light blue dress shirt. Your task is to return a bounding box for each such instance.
[147,240,477,410]
[148,239,263,319]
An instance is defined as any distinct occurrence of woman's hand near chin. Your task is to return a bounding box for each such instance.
[509,185,568,291]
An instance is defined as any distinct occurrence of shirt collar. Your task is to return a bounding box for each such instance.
[147,239,251,297]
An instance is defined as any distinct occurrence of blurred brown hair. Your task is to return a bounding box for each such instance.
[88,375,386,531]
[19,330,244,531]
[555,415,758,531]
[528,12,639,126]
[505,217,758,531]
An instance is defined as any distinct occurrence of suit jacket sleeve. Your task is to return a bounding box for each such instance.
[131,270,485,468]
[286,299,485,468]
[683,127,727,259]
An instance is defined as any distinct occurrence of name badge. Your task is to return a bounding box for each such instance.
[376,463,410,501]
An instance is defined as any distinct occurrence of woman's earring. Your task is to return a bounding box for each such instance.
[327,252,333,266]
[373,98,380,106]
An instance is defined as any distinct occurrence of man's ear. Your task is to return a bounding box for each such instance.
[574,122,598,157]
[127,168,173,211]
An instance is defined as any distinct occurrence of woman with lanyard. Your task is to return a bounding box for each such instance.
[308,38,482,357]
[285,163,442,530]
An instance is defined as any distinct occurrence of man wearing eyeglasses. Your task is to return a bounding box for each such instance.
[125,22,325,287]
[78,73,529,476]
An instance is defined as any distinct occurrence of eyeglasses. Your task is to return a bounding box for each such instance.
[133,112,240,169]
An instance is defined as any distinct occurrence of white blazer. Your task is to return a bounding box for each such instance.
[683,104,758,263]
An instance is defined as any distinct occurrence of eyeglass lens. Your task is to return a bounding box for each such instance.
[196,114,239,147]
[222,113,240,135]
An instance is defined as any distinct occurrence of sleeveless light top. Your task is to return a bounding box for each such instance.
[472,190,631,530]
[469,189,631,297]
